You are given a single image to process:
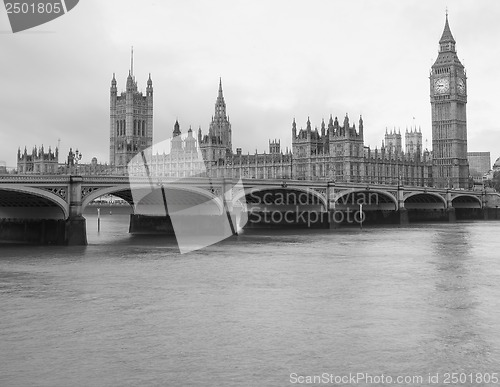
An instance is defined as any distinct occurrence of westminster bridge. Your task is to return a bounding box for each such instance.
[0,174,499,245]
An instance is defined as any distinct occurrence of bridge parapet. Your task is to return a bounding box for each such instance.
[0,174,493,245]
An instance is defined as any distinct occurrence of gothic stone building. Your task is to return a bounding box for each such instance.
[430,14,469,188]
[109,68,153,171]
[126,15,468,188]
[17,146,59,174]
[291,115,432,185]
[128,80,293,180]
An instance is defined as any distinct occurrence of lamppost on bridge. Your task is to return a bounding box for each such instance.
[67,148,82,174]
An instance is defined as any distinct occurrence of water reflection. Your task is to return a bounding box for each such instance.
[2,221,500,386]
[429,224,492,373]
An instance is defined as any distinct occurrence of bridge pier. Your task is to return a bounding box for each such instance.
[65,216,87,245]
[445,191,456,223]
[0,218,86,245]
[447,208,456,223]
[129,214,175,234]
[328,210,340,229]
[65,176,88,245]
[398,208,409,225]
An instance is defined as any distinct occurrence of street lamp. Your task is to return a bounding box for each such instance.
[67,148,82,174]
[74,149,82,165]
[67,148,82,165]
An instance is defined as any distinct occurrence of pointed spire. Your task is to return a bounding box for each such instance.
[439,12,456,44]
[173,120,181,137]
[130,46,134,76]
[343,113,349,127]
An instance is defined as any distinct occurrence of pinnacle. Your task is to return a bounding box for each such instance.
[439,13,456,44]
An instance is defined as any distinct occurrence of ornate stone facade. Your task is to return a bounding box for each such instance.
[17,146,59,174]
[430,14,469,188]
[291,115,433,185]
[126,15,467,188]
[109,56,153,171]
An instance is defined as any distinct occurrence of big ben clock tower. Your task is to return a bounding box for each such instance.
[430,13,469,188]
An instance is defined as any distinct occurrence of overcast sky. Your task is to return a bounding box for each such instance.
[1,0,499,168]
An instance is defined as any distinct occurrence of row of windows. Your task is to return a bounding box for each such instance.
[116,120,147,136]
[114,107,149,115]
[434,67,450,75]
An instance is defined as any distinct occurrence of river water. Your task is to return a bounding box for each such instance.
[1,215,500,386]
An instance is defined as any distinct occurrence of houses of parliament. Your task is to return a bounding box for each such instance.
[19,14,471,189]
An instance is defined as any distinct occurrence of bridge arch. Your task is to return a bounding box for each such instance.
[233,186,328,211]
[0,186,68,219]
[451,194,482,209]
[404,192,447,209]
[82,184,223,215]
[334,189,397,210]
[82,185,134,209]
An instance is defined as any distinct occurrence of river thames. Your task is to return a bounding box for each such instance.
[1,215,500,386]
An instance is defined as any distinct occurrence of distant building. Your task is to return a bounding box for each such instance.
[405,127,422,156]
[127,15,473,188]
[467,152,491,178]
[291,115,432,184]
[384,128,402,154]
[109,54,153,171]
[129,121,206,179]
[128,83,293,180]
[430,14,469,188]
[483,156,500,185]
[17,146,59,174]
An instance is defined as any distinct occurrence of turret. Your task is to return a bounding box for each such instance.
[173,120,181,137]
[171,120,183,152]
[439,12,456,53]
[146,73,153,97]
[185,126,197,153]
[110,73,117,95]
[343,114,350,137]
[328,115,334,137]
[126,71,135,92]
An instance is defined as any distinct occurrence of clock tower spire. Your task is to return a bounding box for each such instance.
[430,12,469,188]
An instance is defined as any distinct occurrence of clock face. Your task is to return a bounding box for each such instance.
[434,78,450,94]
[457,78,466,95]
